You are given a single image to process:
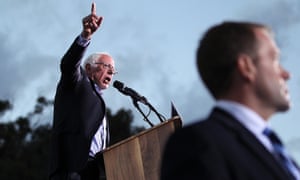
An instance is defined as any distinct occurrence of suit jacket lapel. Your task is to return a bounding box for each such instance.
[211,108,291,179]
[88,77,110,145]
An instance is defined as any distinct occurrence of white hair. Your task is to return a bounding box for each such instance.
[83,52,112,70]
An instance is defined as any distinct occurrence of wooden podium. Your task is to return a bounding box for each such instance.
[103,116,182,180]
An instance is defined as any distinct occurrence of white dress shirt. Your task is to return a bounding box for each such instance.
[215,100,273,152]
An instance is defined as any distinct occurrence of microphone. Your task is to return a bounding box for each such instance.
[113,80,154,126]
[113,80,148,104]
[113,80,165,125]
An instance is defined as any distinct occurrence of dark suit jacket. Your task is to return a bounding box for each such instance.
[49,37,109,176]
[160,107,293,180]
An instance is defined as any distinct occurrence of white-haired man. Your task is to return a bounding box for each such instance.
[49,3,116,180]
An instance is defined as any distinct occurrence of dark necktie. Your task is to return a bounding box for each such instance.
[263,128,300,180]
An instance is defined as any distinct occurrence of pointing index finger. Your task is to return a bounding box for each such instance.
[91,2,96,15]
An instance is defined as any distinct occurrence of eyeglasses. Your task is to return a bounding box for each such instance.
[93,62,118,75]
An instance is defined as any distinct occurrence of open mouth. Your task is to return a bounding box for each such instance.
[103,77,111,84]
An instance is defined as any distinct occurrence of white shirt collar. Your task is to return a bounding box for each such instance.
[215,100,273,151]
[216,100,268,132]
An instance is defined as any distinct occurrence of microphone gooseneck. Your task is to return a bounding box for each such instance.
[113,80,147,104]
[113,80,165,127]
[113,80,153,127]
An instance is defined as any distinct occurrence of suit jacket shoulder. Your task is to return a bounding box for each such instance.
[160,107,291,180]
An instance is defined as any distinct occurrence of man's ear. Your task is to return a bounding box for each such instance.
[236,54,256,82]
[85,64,92,76]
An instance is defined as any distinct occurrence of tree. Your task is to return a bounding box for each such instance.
[0,98,52,180]
[0,97,145,179]
[0,100,12,116]
[107,108,146,145]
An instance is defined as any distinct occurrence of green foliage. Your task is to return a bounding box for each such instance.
[0,97,145,179]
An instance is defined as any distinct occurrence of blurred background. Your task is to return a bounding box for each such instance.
[1,0,300,178]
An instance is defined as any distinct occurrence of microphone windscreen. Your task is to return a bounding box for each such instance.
[113,80,124,90]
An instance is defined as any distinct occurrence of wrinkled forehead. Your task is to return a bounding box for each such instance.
[96,54,115,66]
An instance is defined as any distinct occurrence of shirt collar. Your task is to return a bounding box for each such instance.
[215,100,269,135]
[88,77,103,95]
[94,83,103,95]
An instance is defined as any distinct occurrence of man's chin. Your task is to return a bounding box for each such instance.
[277,101,291,112]
[100,84,109,89]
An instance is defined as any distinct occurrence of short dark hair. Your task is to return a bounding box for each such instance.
[196,21,268,99]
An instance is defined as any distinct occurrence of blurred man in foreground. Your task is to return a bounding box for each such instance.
[161,22,300,180]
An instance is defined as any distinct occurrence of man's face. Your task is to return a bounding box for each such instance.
[88,54,116,89]
[253,28,291,113]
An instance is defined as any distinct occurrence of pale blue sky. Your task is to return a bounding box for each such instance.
[1,0,300,160]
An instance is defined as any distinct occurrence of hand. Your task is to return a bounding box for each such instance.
[81,2,103,40]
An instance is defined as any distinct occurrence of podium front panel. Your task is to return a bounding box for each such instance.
[103,117,182,180]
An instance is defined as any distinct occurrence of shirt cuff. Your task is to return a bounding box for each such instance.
[76,34,90,47]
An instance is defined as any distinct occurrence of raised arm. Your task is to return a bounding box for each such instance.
[81,2,103,40]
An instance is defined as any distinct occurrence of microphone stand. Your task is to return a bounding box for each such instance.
[145,101,165,123]
[132,99,154,127]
